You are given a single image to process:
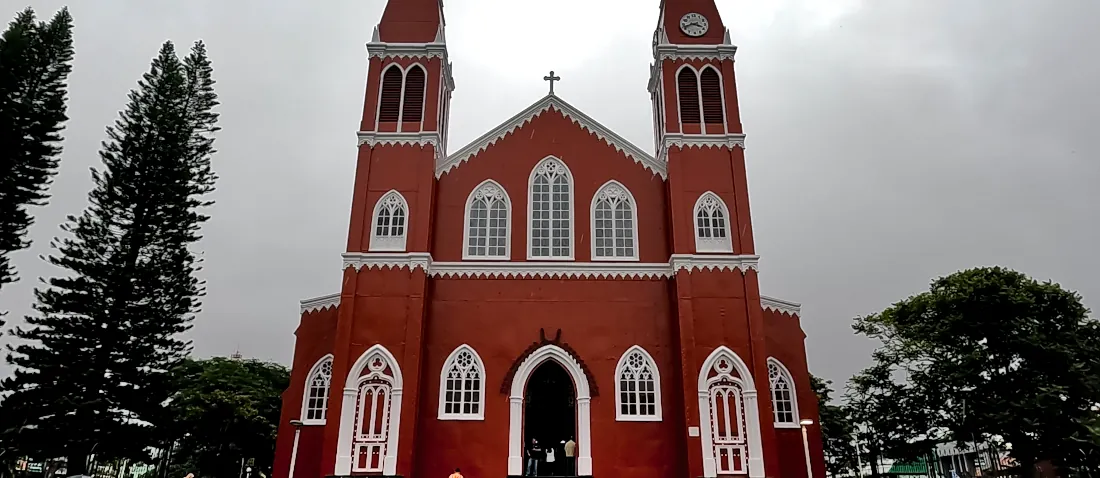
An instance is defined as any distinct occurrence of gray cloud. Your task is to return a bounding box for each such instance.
[1,0,1095,390]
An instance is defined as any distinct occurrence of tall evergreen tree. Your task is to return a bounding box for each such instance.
[0,7,75,302]
[0,41,219,472]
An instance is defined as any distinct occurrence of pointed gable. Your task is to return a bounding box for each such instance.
[437,95,665,179]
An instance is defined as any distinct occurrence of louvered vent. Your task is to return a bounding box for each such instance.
[700,68,723,125]
[379,66,403,123]
[677,69,701,124]
[402,66,425,123]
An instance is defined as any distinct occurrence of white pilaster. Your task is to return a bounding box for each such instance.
[577,397,593,475]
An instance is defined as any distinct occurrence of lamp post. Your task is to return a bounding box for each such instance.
[289,419,304,478]
[800,419,815,478]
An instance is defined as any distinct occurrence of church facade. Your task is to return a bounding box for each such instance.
[272,0,826,477]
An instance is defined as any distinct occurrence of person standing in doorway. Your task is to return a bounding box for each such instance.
[564,436,576,475]
[526,438,542,476]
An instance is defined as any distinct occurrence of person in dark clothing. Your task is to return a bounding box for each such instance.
[525,438,543,476]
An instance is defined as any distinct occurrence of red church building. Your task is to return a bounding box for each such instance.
[273,0,826,477]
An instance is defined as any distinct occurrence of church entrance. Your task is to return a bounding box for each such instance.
[523,360,577,477]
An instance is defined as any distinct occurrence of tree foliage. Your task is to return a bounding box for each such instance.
[811,374,859,477]
[0,40,219,473]
[164,358,289,478]
[849,266,1100,472]
[0,7,74,301]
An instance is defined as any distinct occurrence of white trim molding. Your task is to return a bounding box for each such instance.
[614,345,663,422]
[653,28,738,62]
[300,293,340,314]
[366,32,449,63]
[761,296,801,317]
[335,344,404,476]
[437,94,665,179]
[660,133,747,164]
[507,344,593,476]
[698,346,765,478]
[437,344,487,421]
[766,357,801,429]
[340,252,760,277]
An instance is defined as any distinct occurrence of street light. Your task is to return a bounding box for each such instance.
[799,419,815,478]
[289,419,305,478]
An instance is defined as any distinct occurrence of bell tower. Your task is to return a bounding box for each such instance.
[323,0,454,476]
[651,1,780,478]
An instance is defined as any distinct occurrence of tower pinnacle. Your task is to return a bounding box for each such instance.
[377,0,445,43]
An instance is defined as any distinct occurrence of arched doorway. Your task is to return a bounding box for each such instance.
[524,361,576,475]
[508,345,593,477]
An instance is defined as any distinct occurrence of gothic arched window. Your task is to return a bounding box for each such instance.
[693,192,733,253]
[438,345,486,420]
[402,65,426,124]
[528,156,573,259]
[591,180,638,260]
[768,358,800,427]
[370,190,408,252]
[302,355,334,425]
[378,65,404,123]
[700,66,724,126]
[677,67,702,125]
[615,346,662,421]
[464,180,511,259]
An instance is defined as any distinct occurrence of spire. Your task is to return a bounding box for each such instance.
[377,0,446,43]
[658,0,726,45]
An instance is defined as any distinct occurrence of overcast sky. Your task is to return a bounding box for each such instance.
[1,0,1097,390]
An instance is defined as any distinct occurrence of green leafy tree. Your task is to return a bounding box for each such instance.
[0,40,219,473]
[850,266,1100,475]
[164,358,289,478]
[811,374,859,477]
[0,7,74,304]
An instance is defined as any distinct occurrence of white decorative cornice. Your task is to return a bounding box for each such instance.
[342,252,432,272]
[669,254,760,273]
[366,39,449,62]
[341,252,759,277]
[300,293,341,314]
[437,94,666,179]
[357,132,444,164]
[431,261,671,279]
[654,43,738,62]
[761,295,801,317]
[659,133,747,162]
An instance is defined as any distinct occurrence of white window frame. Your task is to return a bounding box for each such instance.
[767,358,801,428]
[462,180,511,260]
[614,345,662,421]
[590,180,640,262]
[526,156,575,260]
[437,344,487,420]
[369,190,409,252]
[693,191,733,253]
[301,354,334,425]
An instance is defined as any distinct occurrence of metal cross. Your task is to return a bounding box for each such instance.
[543,70,561,95]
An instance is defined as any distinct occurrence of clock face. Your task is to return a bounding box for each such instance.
[679,12,709,37]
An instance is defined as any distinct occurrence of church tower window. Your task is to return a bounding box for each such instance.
[464,180,510,260]
[378,65,403,123]
[700,66,724,127]
[767,358,800,427]
[528,156,574,260]
[694,192,733,253]
[677,67,702,125]
[370,190,408,252]
[615,346,662,421]
[302,355,334,425]
[591,181,638,261]
[438,345,486,420]
[402,65,426,124]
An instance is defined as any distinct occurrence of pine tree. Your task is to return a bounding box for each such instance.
[0,7,75,302]
[1,41,219,471]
